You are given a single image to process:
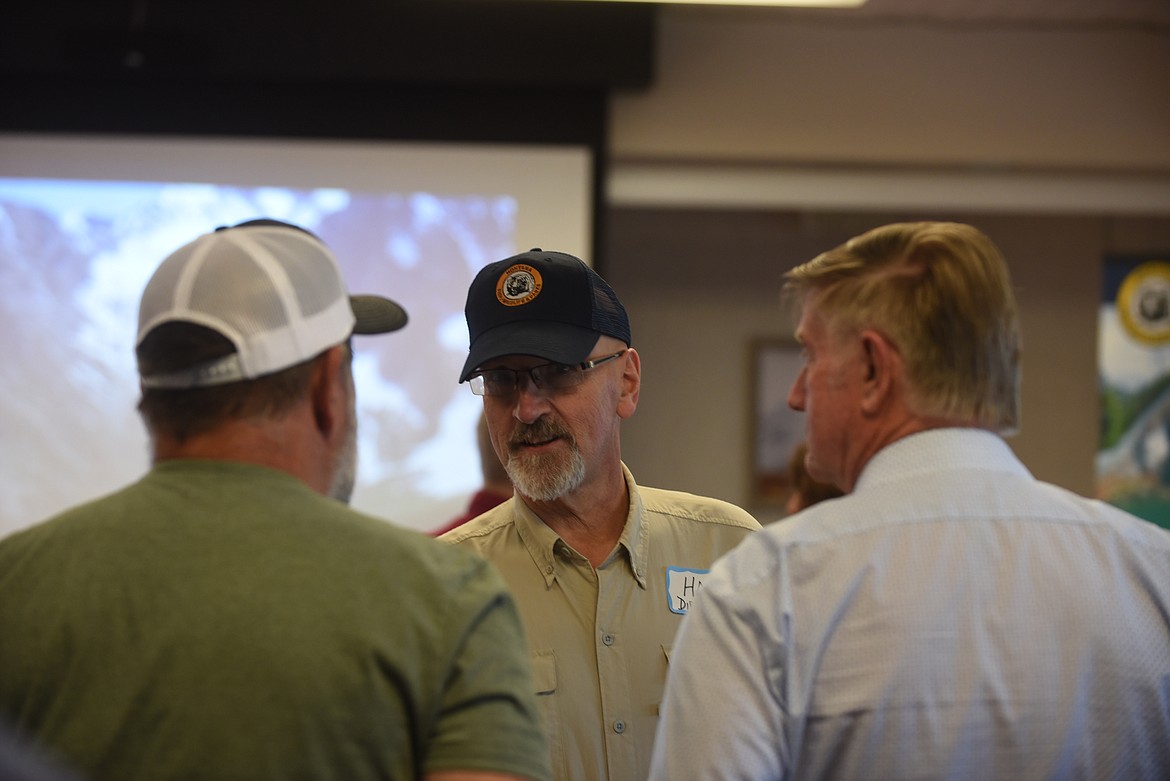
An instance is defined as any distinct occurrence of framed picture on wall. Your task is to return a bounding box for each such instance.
[750,338,806,507]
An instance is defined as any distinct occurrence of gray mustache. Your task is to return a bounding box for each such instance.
[510,419,574,449]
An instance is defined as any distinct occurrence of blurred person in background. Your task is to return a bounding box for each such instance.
[783,440,844,516]
[432,412,513,536]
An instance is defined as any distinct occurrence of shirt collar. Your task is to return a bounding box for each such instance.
[855,428,1032,493]
[512,462,649,589]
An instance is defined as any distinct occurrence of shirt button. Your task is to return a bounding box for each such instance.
[613,720,626,734]
[602,633,615,646]
[545,565,554,574]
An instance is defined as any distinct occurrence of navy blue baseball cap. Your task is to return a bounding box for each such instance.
[459,249,631,383]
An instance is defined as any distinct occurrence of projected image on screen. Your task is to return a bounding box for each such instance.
[0,178,515,536]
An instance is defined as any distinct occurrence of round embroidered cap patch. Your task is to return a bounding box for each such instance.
[496,263,543,307]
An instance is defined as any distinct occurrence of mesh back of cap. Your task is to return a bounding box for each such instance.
[137,225,356,382]
[589,271,632,345]
[186,241,293,338]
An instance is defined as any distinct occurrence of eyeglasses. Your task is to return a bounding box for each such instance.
[467,350,627,397]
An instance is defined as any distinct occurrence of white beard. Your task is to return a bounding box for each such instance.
[506,441,586,502]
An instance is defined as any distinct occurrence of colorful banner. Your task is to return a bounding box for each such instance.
[1098,253,1170,528]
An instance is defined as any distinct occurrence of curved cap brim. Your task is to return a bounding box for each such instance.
[460,321,600,382]
[351,294,408,334]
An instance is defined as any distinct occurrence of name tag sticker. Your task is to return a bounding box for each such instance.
[666,566,710,615]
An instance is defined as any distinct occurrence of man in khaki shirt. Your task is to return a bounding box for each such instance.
[442,249,760,781]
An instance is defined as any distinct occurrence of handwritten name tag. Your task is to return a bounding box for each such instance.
[666,566,710,615]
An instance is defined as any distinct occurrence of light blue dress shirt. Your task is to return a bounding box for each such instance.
[650,428,1170,780]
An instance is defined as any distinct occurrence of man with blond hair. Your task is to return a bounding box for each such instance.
[651,221,1170,779]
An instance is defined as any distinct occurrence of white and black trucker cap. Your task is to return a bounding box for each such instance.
[136,219,407,389]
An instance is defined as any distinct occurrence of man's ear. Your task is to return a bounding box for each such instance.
[858,330,900,415]
[310,345,348,439]
[616,347,641,419]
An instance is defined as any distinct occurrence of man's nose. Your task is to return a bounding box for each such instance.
[513,373,551,423]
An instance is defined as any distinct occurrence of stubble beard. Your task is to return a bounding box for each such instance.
[505,418,586,502]
[328,390,359,505]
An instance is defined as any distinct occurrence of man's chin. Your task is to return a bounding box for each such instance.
[507,453,583,502]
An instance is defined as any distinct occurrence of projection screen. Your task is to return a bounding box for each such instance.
[0,133,593,537]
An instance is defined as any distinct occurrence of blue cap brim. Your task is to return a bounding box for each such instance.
[460,321,600,382]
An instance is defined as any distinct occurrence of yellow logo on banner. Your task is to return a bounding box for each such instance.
[1118,261,1170,346]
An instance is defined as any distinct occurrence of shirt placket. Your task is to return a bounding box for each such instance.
[596,558,636,780]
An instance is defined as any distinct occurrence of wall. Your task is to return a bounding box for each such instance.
[609,8,1170,170]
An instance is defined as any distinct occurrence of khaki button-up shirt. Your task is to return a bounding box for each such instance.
[442,463,760,781]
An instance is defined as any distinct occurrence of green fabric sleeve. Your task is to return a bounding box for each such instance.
[425,559,551,781]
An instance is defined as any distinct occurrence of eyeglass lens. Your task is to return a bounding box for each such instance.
[470,350,625,397]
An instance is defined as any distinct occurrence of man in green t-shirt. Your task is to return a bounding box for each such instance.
[0,220,550,781]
